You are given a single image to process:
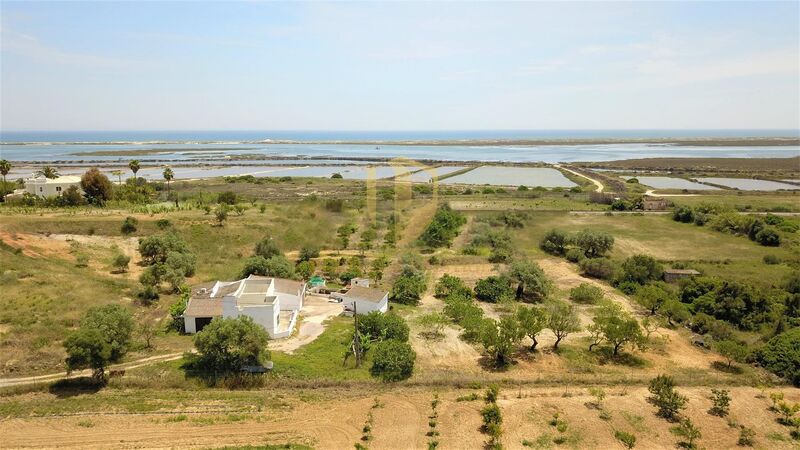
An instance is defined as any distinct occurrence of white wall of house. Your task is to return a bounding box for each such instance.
[277,285,305,310]
[222,295,280,336]
[185,316,198,334]
[25,176,82,198]
[351,278,370,287]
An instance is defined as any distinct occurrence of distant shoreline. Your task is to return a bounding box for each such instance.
[2,136,799,149]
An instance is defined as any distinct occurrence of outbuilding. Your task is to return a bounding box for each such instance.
[341,285,389,315]
[25,175,82,198]
[663,268,700,283]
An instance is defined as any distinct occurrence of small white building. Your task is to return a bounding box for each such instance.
[25,175,82,198]
[341,285,389,315]
[183,275,306,338]
[350,277,371,288]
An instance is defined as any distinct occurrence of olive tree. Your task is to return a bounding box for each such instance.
[540,229,569,255]
[63,305,134,379]
[516,305,548,351]
[480,315,524,367]
[574,230,614,258]
[506,260,552,301]
[546,301,581,350]
[587,303,645,356]
[193,316,270,373]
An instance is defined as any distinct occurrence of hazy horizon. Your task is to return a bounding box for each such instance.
[2,1,799,132]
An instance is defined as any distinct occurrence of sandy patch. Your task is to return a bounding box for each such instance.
[0,230,143,278]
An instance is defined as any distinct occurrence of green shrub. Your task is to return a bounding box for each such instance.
[240,255,295,279]
[474,276,514,303]
[673,206,695,223]
[391,265,427,305]
[435,274,471,298]
[75,254,90,268]
[121,216,138,234]
[648,374,687,419]
[112,253,131,273]
[569,283,603,304]
[565,248,585,263]
[708,388,731,417]
[540,229,569,255]
[737,426,755,446]
[358,312,409,342]
[754,228,781,247]
[757,328,800,386]
[370,340,416,381]
[618,254,664,285]
[419,204,466,248]
[614,430,636,449]
[763,254,781,265]
[217,191,237,204]
[579,258,616,280]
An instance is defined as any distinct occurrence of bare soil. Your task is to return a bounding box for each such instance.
[1,386,797,449]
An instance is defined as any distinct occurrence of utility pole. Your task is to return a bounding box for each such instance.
[353,302,361,367]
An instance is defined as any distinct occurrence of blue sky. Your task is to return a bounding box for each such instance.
[1,1,798,131]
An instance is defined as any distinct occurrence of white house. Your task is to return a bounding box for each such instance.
[25,175,82,198]
[183,275,306,338]
[341,285,389,315]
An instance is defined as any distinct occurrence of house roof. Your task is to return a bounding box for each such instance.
[664,269,700,275]
[248,275,303,294]
[343,286,388,304]
[27,175,82,184]
[190,280,240,299]
[186,275,303,317]
[216,281,243,297]
[189,282,218,299]
[274,278,303,294]
[184,298,223,317]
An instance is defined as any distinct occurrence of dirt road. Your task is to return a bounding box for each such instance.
[0,352,185,389]
[556,164,604,192]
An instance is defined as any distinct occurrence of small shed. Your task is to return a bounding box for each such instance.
[341,286,388,315]
[664,269,700,283]
[643,197,668,211]
[350,278,371,288]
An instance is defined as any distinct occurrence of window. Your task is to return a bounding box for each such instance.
[56,186,62,192]
[39,187,43,192]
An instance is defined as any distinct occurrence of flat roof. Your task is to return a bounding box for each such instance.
[27,176,82,184]
[664,269,700,274]
[343,286,388,303]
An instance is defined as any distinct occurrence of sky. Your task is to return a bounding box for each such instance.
[1,1,799,131]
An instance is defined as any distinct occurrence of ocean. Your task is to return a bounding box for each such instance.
[1,130,798,164]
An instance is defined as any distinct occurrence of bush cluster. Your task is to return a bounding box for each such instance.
[672,205,790,247]
[419,204,466,248]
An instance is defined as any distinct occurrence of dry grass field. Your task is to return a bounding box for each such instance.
[2,177,799,449]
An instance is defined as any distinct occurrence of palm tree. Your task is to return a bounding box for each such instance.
[163,167,174,192]
[129,160,140,180]
[0,159,10,184]
[37,166,59,179]
[111,169,123,185]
